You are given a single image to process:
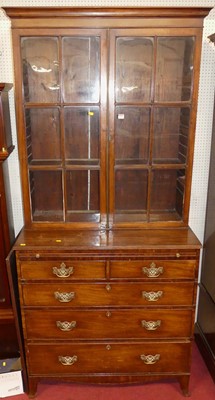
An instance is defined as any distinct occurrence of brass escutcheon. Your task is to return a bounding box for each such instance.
[106,311,112,318]
[106,284,111,292]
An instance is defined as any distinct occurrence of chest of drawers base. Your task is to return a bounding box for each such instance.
[9,228,201,398]
[27,372,191,399]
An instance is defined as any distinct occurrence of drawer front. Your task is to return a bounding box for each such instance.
[21,282,195,306]
[19,261,106,280]
[110,260,196,280]
[24,309,193,339]
[27,342,191,375]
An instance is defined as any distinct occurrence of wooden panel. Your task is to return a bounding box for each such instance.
[27,341,191,375]
[3,7,211,19]
[21,282,195,307]
[14,227,201,250]
[24,309,193,340]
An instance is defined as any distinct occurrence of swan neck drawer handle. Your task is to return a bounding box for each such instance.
[54,291,75,302]
[141,320,161,330]
[140,354,160,365]
[56,321,77,331]
[142,263,163,278]
[142,291,163,302]
[53,263,74,278]
[58,355,78,366]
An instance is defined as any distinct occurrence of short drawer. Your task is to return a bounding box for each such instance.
[19,261,106,280]
[21,282,195,307]
[27,341,191,375]
[24,309,193,339]
[110,260,196,280]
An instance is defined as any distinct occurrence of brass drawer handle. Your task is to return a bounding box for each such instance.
[53,262,74,278]
[140,354,160,365]
[54,291,75,302]
[56,321,77,331]
[58,355,78,366]
[141,320,161,331]
[142,290,163,302]
[142,263,163,278]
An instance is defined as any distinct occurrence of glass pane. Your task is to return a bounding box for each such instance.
[155,37,194,102]
[30,170,63,221]
[115,107,150,164]
[64,107,99,165]
[21,37,59,103]
[66,170,100,222]
[116,37,153,103]
[115,169,148,222]
[150,169,185,221]
[25,108,61,165]
[62,37,100,103]
[152,107,190,164]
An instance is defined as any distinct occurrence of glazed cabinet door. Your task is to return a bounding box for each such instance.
[18,30,107,227]
[108,29,199,227]
[14,25,202,229]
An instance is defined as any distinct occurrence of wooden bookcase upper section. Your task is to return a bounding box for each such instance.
[3,7,211,230]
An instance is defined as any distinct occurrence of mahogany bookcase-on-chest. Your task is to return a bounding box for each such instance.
[3,7,211,397]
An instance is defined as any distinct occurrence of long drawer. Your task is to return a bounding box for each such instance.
[21,282,195,306]
[24,309,193,339]
[27,341,191,375]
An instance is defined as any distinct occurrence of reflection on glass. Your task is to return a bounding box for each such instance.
[155,37,194,101]
[25,108,61,164]
[66,170,100,221]
[64,107,99,164]
[21,37,59,103]
[150,169,184,221]
[116,37,153,103]
[30,170,63,221]
[62,37,100,103]
[115,169,148,211]
[115,107,150,164]
[153,107,190,163]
